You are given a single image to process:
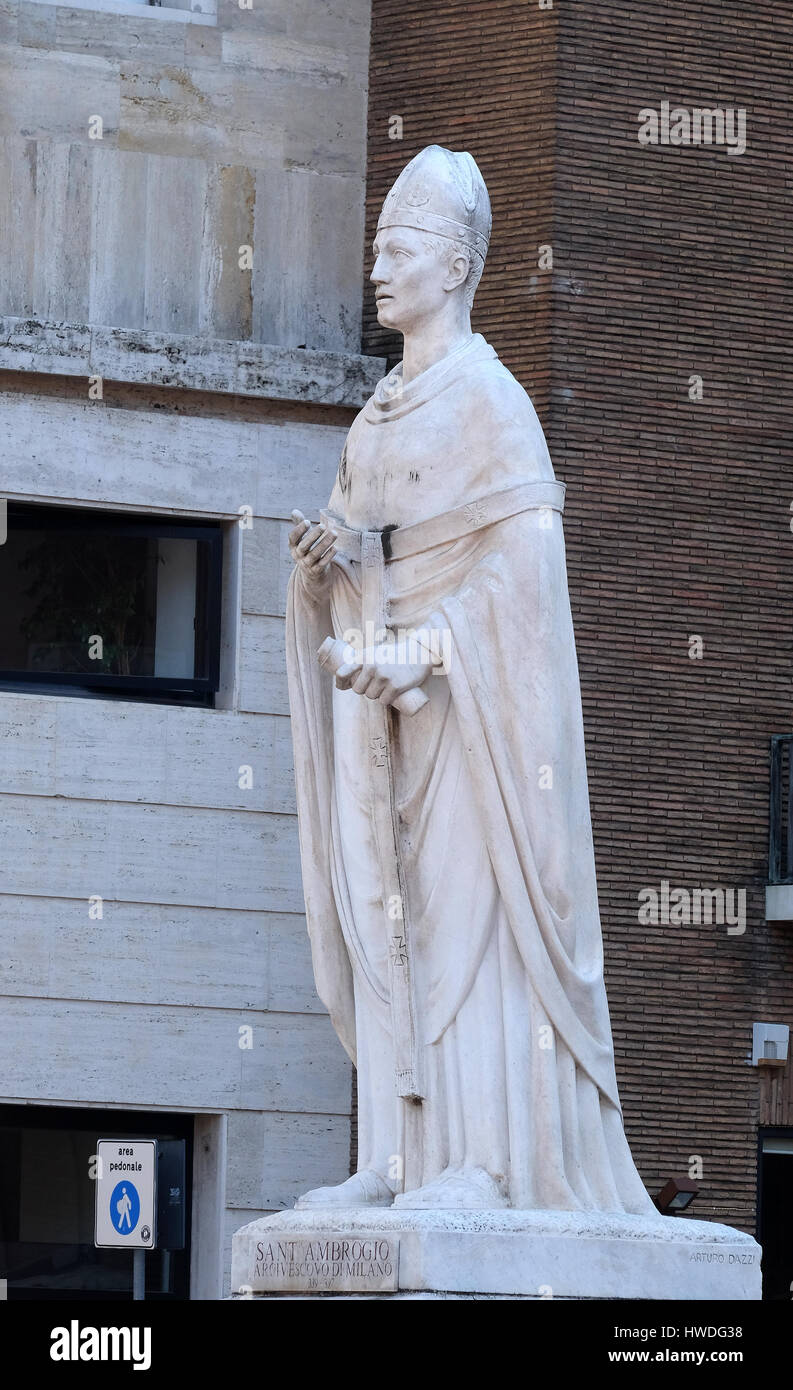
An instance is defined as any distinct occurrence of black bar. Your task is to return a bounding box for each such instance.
[786,739,793,884]
[769,736,782,885]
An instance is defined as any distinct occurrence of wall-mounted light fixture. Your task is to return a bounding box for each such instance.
[653,1176,700,1215]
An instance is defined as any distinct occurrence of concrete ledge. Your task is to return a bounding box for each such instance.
[23,0,217,20]
[0,317,385,410]
[231,1207,762,1301]
[766,884,793,921]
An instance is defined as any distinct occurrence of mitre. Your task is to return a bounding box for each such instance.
[376,144,491,264]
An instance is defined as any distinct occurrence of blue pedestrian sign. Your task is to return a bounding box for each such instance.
[95,1140,156,1250]
[110,1180,140,1235]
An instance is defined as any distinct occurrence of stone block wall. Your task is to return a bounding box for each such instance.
[0,0,381,1296]
[0,0,371,350]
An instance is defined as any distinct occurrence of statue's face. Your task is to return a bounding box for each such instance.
[371,226,460,334]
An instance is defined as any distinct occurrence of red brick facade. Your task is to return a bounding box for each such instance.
[364,0,793,1232]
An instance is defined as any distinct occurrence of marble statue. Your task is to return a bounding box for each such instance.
[231,145,762,1298]
[285,145,657,1216]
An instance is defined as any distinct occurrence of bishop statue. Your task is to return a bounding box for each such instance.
[285,145,657,1216]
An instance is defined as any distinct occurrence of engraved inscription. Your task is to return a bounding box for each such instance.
[688,1250,755,1264]
[252,1235,400,1293]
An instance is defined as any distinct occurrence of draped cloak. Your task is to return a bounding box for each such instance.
[286,333,655,1214]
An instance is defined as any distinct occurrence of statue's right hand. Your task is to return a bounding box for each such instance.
[289,509,338,594]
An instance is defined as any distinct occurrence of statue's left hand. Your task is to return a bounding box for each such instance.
[335,644,434,706]
[288,509,337,596]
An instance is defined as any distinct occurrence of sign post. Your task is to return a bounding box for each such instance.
[95,1139,157,1301]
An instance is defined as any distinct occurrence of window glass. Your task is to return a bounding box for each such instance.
[0,505,221,702]
[0,1105,192,1300]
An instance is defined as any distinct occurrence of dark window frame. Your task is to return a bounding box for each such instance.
[0,1102,193,1301]
[0,502,223,706]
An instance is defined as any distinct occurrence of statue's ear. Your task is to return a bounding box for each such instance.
[446,252,470,293]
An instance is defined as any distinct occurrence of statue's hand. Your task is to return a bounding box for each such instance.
[335,642,433,707]
[289,509,337,595]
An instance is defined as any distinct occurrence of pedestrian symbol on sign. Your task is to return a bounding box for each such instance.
[95,1141,156,1253]
[110,1180,140,1236]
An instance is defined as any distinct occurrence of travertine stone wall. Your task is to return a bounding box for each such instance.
[0,370,369,1296]
[0,0,371,350]
[0,0,380,1298]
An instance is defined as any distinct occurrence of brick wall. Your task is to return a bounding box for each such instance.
[364,0,555,416]
[365,0,793,1231]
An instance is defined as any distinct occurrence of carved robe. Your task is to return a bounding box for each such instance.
[286,333,654,1213]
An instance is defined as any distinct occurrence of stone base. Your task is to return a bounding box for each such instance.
[231,1207,761,1300]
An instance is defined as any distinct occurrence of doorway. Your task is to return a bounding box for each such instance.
[0,1103,192,1300]
[758,1130,793,1300]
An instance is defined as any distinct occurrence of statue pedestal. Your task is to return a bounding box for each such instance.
[231,1206,761,1300]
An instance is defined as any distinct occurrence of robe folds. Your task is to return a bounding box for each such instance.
[286,333,655,1214]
